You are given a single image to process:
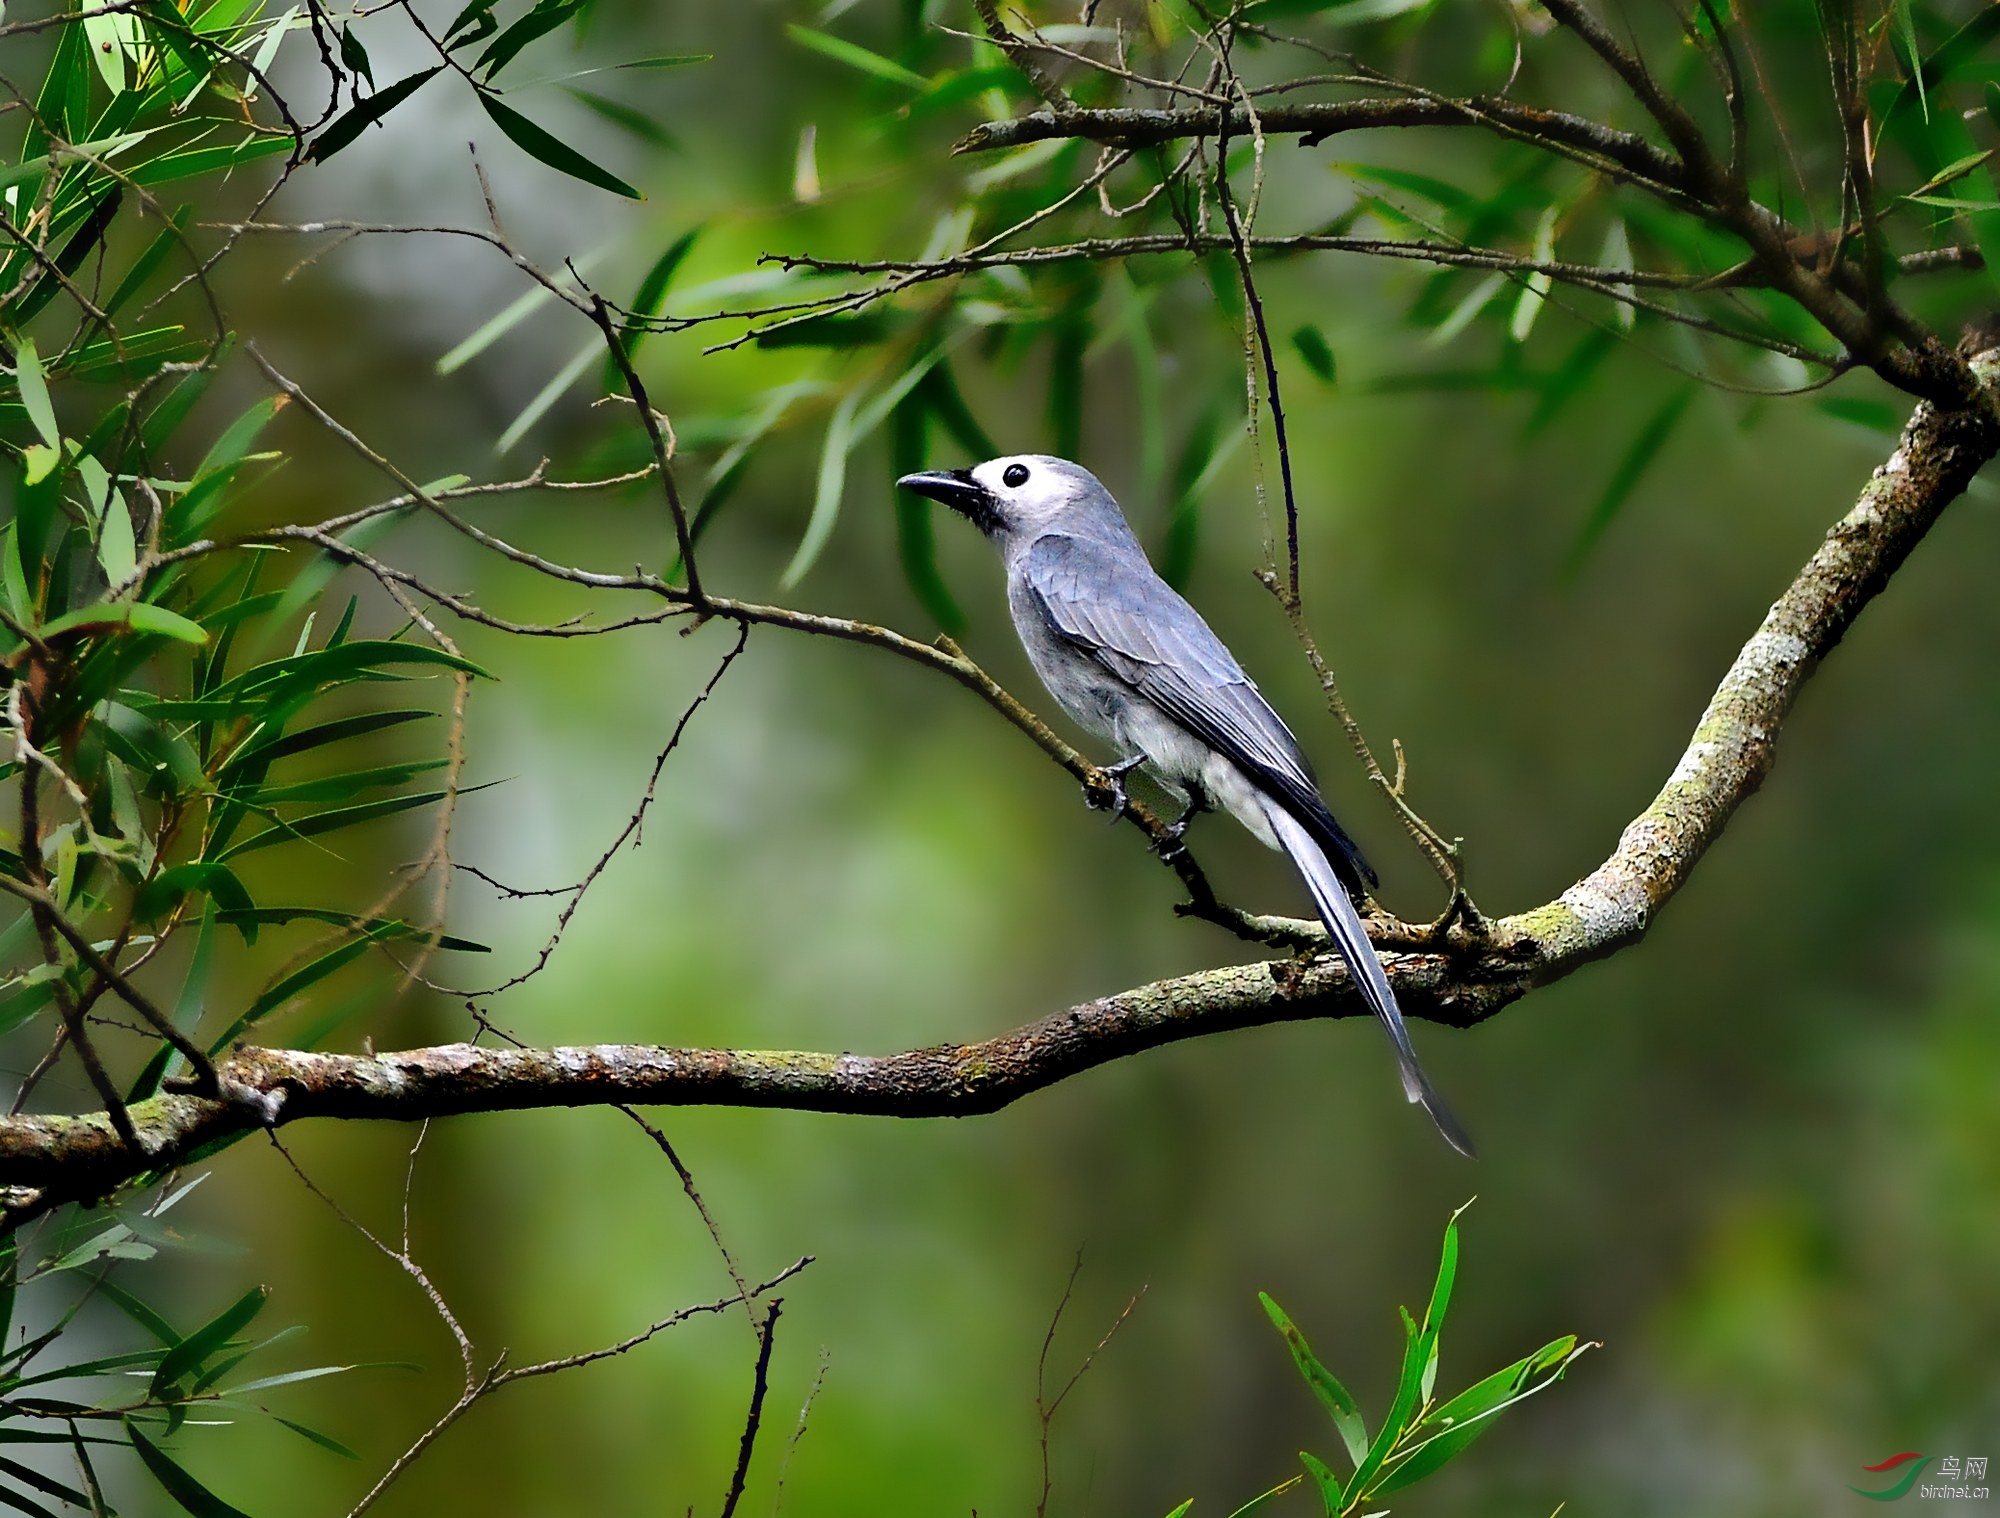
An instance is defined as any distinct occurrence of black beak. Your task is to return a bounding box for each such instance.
[896,468,997,531]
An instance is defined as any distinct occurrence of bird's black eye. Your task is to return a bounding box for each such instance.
[1002,462,1030,488]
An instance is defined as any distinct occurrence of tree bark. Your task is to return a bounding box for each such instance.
[4,351,1995,1230]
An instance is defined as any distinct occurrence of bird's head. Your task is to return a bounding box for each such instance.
[895,454,1119,542]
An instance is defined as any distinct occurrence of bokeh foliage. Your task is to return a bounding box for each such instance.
[4,0,2000,1511]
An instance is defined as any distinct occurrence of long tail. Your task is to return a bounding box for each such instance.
[1260,798,1476,1159]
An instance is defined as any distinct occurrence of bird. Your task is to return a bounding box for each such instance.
[897,453,1474,1157]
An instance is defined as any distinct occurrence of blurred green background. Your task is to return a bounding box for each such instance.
[21,0,2000,1511]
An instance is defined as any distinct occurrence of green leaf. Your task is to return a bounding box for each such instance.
[1296,1450,1342,1515]
[496,341,596,453]
[212,786,462,864]
[0,1240,16,1354]
[1260,1294,1368,1468]
[1599,217,1635,332]
[67,326,208,386]
[444,0,500,47]
[1425,271,1507,348]
[126,1423,255,1518]
[1049,316,1087,458]
[1893,0,1928,124]
[1906,149,1995,201]
[1334,161,1473,210]
[201,638,488,705]
[605,228,699,383]
[8,180,122,330]
[46,1223,155,1274]
[12,338,61,449]
[1509,205,1558,342]
[785,24,929,89]
[1422,1205,1463,1337]
[890,390,965,635]
[0,1457,87,1512]
[609,52,713,70]
[136,862,256,935]
[1565,384,1696,573]
[129,135,291,190]
[271,1415,360,1460]
[476,0,586,78]
[99,1278,180,1344]
[152,1287,268,1399]
[1526,328,1616,437]
[0,1471,71,1518]
[1161,406,1228,592]
[477,90,641,199]
[1814,396,1903,435]
[226,1363,356,1396]
[753,313,894,350]
[306,66,444,163]
[563,87,675,147]
[916,362,997,459]
[243,758,449,805]
[224,707,434,770]
[437,248,612,374]
[1162,1503,1194,1518]
[780,386,861,588]
[98,486,138,587]
[206,929,390,1051]
[1291,325,1336,382]
[196,394,284,480]
[1348,1304,1433,1502]
[39,602,209,646]
[1373,1337,1590,1496]
[215,908,486,953]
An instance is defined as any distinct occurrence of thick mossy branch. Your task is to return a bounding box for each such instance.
[2,354,1995,1226]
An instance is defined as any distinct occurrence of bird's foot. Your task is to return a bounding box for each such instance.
[1086,754,1147,822]
[1151,803,1201,862]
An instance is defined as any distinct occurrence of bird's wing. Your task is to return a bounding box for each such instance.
[1023,532,1377,889]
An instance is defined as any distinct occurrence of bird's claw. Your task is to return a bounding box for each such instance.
[1086,755,1146,822]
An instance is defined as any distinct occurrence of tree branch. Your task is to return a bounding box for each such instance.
[953,99,1687,198]
[3,352,1995,1227]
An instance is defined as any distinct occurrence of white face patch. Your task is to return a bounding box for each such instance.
[970,454,1103,536]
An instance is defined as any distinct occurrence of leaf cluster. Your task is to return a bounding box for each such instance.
[1163,1207,1593,1517]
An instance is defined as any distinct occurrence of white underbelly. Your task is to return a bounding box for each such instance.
[1112,701,1281,849]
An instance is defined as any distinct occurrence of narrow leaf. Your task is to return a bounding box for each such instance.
[212,786,460,864]
[785,24,928,89]
[1291,325,1336,382]
[152,1287,268,1398]
[307,67,444,163]
[477,91,641,199]
[126,1423,255,1518]
[1260,1294,1368,1468]
[1566,384,1696,572]
[606,228,699,383]
[39,602,208,646]
[1509,206,1558,343]
[1297,1450,1342,1515]
[780,386,860,588]
[13,338,60,449]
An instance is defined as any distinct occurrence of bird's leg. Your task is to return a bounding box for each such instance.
[1087,753,1148,821]
[1153,796,1205,861]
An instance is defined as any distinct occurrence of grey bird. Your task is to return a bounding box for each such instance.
[897,454,1473,1158]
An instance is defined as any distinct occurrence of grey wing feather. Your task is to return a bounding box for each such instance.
[1023,533,1377,890]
